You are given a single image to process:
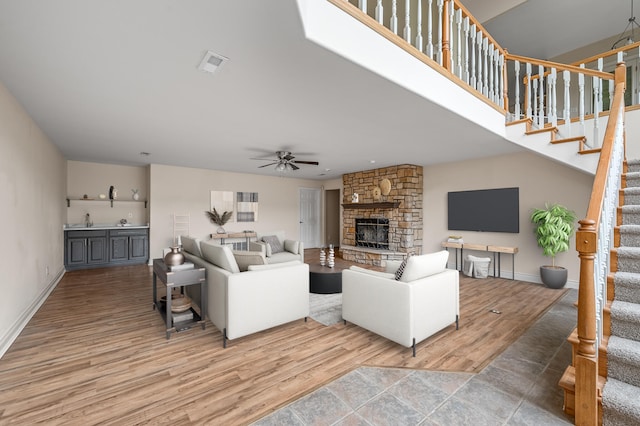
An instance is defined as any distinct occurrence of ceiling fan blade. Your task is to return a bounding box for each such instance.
[290,163,300,170]
[292,160,319,166]
[258,162,278,168]
[250,157,278,161]
[282,154,295,161]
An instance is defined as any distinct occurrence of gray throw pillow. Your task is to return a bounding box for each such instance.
[262,235,283,254]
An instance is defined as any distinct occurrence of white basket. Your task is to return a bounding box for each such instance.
[463,255,491,279]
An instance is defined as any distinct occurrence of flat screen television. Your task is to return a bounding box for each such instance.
[447,187,519,233]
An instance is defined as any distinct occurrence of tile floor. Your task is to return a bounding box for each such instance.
[253,289,577,426]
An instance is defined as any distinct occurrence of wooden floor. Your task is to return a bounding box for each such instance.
[0,258,567,425]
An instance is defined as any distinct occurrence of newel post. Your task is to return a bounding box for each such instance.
[575,219,598,426]
[442,0,451,71]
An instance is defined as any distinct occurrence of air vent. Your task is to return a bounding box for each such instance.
[198,51,228,74]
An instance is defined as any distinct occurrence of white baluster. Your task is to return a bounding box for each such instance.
[514,61,521,120]
[415,0,423,51]
[488,45,494,101]
[477,31,483,92]
[533,78,538,122]
[463,17,470,84]
[436,0,443,65]
[494,49,500,104]
[549,68,557,128]
[404,0,411,43]
[455,9,462,78]
[375,0,383,24]
[482,37,488,97]
[597,58,603,114]
[449,1,455,71]
[358,0,367,13]
[563,70,571,136]
[526,63,532,120]
[426,0,434,58]
[579,65,585,138]
[593,76,600,146]
[470,24,476,88]
[391,0,398,35]
[498,53,504,108]
[538,65,544,127]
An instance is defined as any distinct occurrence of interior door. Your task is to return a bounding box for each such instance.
[299,188,321,249]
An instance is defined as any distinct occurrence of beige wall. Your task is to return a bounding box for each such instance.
[0,81,66,356]
[66,161,149,226]
[423,152,594,287]
[148,164,326,261]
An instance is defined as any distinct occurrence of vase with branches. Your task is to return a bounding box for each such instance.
[206,207,233,234]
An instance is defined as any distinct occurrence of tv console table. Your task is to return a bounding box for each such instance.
[441,241,518,280]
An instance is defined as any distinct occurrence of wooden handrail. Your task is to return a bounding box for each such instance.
[507,54,614,80]
[574,62,626,426]
[451,0,507,57]
[571,40,640,67]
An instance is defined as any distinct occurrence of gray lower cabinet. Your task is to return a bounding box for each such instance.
[65,228,149,270]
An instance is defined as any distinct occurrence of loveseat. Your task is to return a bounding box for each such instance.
[249,230,304,264]
[342,250,459,356]
[181,236,309,347]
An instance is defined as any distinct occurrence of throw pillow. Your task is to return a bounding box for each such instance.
[399,250,449,283]
[283,239,299,254]
[232,250,267,272]
[199,242,240,274]
[394,254,412,281]
[262,235,283,254]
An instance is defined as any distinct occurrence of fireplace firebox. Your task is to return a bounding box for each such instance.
[355,218,389,249]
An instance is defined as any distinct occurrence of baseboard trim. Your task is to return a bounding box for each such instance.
[0,267,65,359]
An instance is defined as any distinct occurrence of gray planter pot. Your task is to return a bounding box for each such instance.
[540,266,568,289]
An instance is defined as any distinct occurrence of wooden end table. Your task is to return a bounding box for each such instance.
[152,258,206,339]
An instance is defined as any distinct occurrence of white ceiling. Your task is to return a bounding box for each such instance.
[0,0,634,180]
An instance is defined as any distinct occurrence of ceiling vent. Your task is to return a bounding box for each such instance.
[198,51,228,74]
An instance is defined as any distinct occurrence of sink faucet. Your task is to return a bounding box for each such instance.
[85,213,93,227]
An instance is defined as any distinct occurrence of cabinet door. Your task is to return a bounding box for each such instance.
[67,238,87,265]
[87,237,107,264]
[129,235,148,261]
[109,236,129,262]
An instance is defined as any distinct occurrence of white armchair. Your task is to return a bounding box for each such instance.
[342,251,459,356]
[250,230,304,264]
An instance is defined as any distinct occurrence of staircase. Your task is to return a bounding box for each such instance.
[559,160,640,424]
[602,159,640,425]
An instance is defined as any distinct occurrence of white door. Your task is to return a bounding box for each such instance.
[300,188,321,249]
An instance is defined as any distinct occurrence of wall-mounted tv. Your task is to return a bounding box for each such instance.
[447,187,519,233]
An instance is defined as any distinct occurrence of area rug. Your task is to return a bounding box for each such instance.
[309,293,343,326]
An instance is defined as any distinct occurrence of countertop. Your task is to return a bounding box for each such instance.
[63,224,149,231]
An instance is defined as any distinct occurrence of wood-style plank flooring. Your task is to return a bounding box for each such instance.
[0,255,567,425]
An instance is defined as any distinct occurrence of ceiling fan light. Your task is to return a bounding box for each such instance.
[275,163,287,172]
[286,163,294,171]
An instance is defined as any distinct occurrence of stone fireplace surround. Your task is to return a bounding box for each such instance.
[341,164,423,267]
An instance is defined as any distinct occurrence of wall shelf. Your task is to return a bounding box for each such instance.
[67,198,148,208]
[341,202,400,209]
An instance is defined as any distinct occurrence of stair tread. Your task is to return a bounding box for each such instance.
[613,271,640,285]
[608,335,640,363]
[623,187,640,195]
[602,377,640,423]
[619,225,640,232]
[611,300,640,319]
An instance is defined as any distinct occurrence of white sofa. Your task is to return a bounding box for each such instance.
[342,250,459,356]
[249,230,304,264]
[181,236,309,347]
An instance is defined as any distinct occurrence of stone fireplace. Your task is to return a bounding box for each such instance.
[341,164,423,266]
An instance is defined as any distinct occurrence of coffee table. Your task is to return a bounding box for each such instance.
[309,263,343,294]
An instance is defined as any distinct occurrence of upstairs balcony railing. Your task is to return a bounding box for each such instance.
[332,0,629,147]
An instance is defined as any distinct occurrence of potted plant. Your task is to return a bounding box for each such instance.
[206,207,233,234]
[530,203,577,289]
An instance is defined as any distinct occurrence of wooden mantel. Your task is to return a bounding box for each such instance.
[341,202,400,209]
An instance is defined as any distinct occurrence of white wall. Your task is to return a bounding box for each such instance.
[66,161,149,226]
[0,81,66,357]
[148,164,326,261]
[423,152,594,286]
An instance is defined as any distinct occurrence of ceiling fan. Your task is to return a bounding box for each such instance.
[254,151,319,172]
